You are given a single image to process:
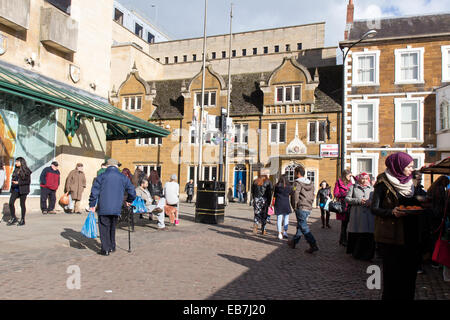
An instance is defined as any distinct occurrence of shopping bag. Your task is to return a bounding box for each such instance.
[268,206,274,216]
[323,199,331,211]
[64,194,74,211]
[59,192,70,206]
[132,196,147,214]
[81,211,97,239]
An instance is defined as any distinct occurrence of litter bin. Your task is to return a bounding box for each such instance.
[195,181,225,224]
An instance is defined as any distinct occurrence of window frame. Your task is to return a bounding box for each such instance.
[351,153,379,179]
[351,99,379,143]
[195,91,217,107]
[307,120,327,144]
[234,123,249,145]
[408,153,425,171]
[136,137,162,146]
[274,85,302,104]
[46,0,71,15]
[394,97,424,143]
[135,23,143,38]
[147,32,155,43]
[268,122,287,145]
[394,47,425,85]
[122,96,143,111]
[352,50,380,87]
[114,8,124,25]
[442,45,450,82]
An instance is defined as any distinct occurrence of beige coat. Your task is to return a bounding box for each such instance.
[65,169,86,200]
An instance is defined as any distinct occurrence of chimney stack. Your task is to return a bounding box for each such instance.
[345,0,355,40]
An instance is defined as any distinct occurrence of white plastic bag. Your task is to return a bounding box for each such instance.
[323,199,331,211]
[64,194,74,211]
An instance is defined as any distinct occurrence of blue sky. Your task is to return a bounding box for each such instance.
[117,0,450,47]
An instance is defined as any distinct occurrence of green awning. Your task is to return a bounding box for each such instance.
[0,61,170,140]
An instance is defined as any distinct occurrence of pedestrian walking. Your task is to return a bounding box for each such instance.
[345,172,375,261]
[333,169,353,246]
[237,180,245,203]
[148,170,163,198]
[184,179,194,203]
[164,174,180,225]
[273,175,292,240]
[64,163,86,214]
[0,161,6,194]
[7,157,31,226]
[39,161,60,214]
[89,158,136,256]
[371,152,425,300]
[316,180,332,229]
[287,166,319,254]
[251,168,273,235]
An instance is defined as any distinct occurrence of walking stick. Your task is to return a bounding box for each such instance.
[128,205,135,253]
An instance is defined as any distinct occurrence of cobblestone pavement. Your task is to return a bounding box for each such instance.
[0,203,448,300]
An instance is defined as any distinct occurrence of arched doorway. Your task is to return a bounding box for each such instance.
[234,164,247,198]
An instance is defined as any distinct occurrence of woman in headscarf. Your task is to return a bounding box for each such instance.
[333,169,353,246]
[371,152,424,300]
[345,172,375,261]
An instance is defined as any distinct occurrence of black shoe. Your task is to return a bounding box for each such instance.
[98,250,110,256]
[17,219,25,226]
[305,244,319,254]
[109,248,116,254]
[7,218,18,226]
[287,239,296,249]
[42,210,47,215]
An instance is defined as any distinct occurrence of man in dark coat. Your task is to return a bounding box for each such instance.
[39,161,60,214]
[89,158,136,256]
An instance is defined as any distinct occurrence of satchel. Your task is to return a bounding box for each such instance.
[59,192,70,206]
[432,190,450,267]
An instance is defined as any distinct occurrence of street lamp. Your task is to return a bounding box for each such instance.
[339,29,377,172]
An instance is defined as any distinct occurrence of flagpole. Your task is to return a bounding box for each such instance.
[224,2,233,204]
[197,0,208,183]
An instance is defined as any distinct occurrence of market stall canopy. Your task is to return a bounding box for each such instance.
[420,157,450,174]
[0,60,169,141]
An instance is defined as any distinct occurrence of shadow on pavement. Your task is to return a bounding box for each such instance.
[60,228,101,253]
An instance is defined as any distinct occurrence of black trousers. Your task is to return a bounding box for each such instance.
[40,187,56,211]
[98,215,118,252]
[9,190,27,220]
[379,243,420,300]
[186,194,193,203]
[320,208,330,226]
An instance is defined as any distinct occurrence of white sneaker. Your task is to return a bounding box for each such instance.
[278,233,283,240]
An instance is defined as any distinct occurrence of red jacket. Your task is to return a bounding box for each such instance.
[40,167,60,190]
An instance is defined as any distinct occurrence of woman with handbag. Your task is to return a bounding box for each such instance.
[316,180,332,229]
[345,173,375,261]
[274,175,292,240]
[251,169,273,236]
[333,169,353,246]
[7,157,32,226]
[371,152,426,300]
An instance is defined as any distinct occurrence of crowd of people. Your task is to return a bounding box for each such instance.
[246,152,449,300]
[1,152,449,296]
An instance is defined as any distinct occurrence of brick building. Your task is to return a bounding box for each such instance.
[109,22,342,201]
[340,1,450,186]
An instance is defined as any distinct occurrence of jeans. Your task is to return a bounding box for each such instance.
[276,214,289,233]
[293,209,316,245]
[238,192,244,203]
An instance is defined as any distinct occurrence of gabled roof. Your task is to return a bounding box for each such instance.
[345,13,450,43]
[149,79,185,120]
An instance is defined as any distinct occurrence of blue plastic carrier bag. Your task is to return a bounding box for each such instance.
[81,211,98,239]
[132,196,147,214]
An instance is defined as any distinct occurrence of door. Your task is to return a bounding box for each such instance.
[234,164,247,198]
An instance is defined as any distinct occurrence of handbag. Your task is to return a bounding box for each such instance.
[328,200,343,214]
[432,190,450,267]
[81,211,97,239]
[59,192,70,206]
[268,206,274,216]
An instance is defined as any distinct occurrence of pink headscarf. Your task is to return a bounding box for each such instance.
[356,172,371,187]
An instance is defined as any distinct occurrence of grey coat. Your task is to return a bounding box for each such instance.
[345,184,375,233]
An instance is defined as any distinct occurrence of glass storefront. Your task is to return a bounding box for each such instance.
[0,92,57,195]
